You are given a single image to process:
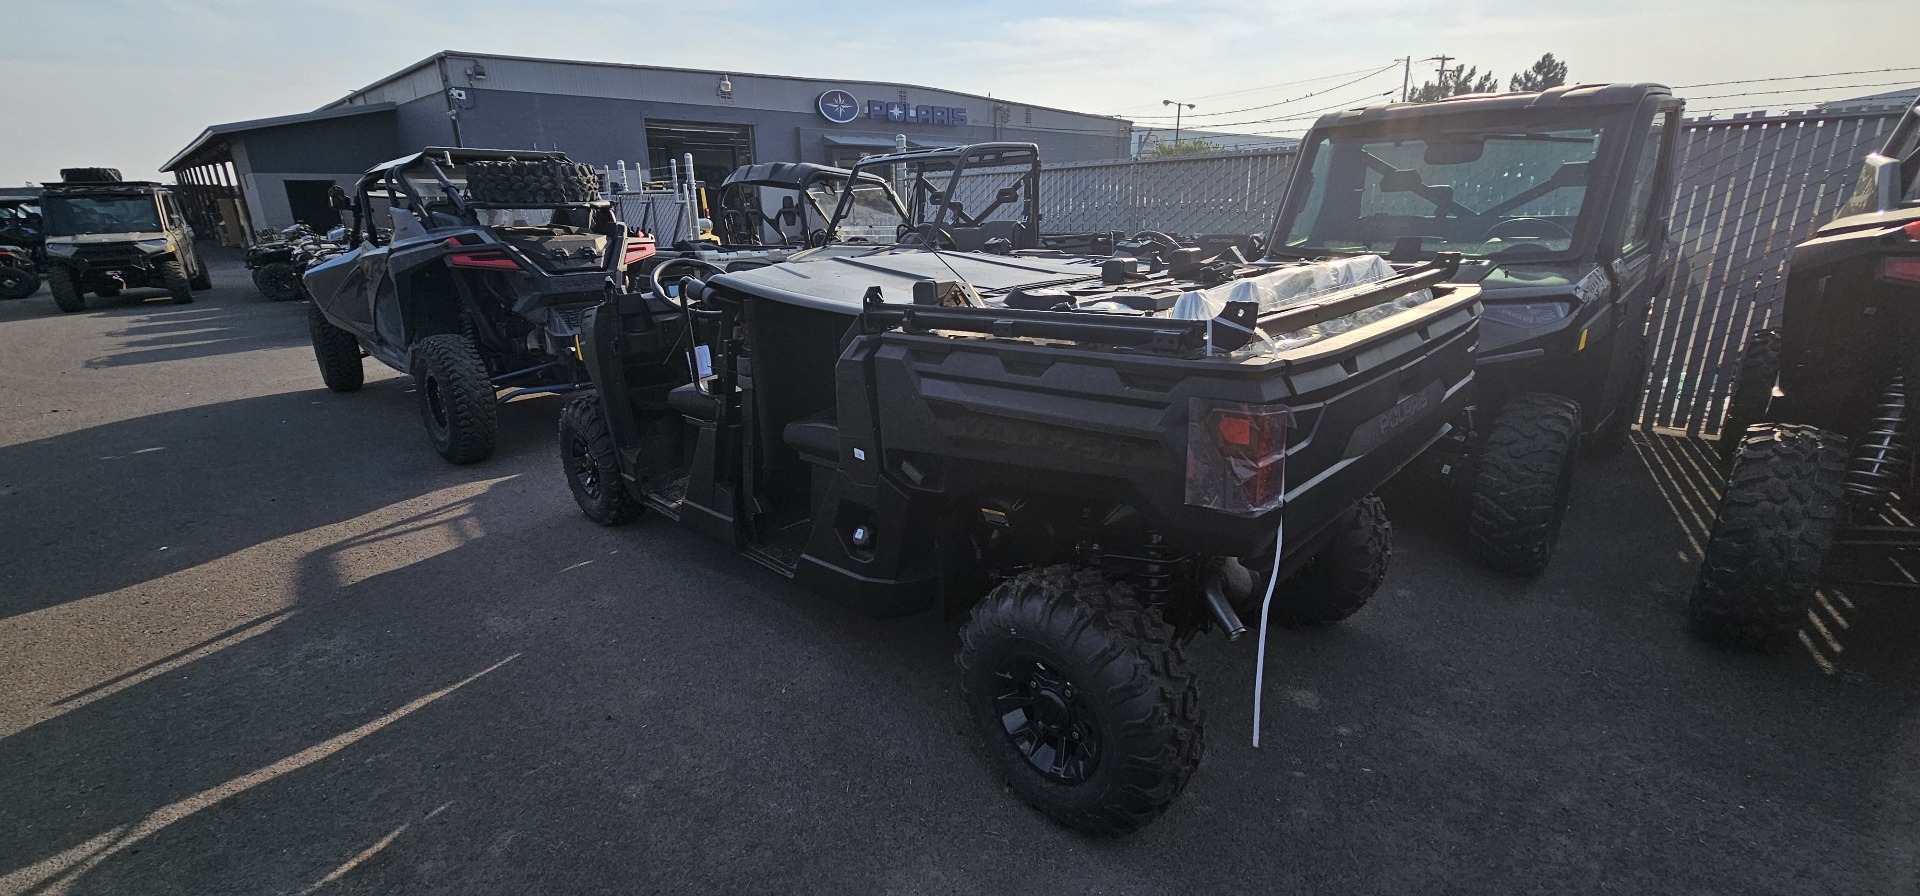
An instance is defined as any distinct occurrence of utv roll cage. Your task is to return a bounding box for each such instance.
[341,147,606,249]
[831,142,1041,250]
[714,162,907,246]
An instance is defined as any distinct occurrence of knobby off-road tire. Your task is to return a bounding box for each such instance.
[957,565,1203,836]
[1689,424,1847,651]
[48,267,84,313]
[1586,333,1648,459]
[189,258,213,291]
[257,262,302,302]
[1469,392,1583,576]
[465,159,600,206]
[0,266,38,301]
[1267,495,1392,627]
[160,259,194,304]
[307,303,364,393]
[412,334,498,465]
[559,394,643,525]
[1719,328,1781,462]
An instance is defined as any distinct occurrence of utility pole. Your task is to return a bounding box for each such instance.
[1431,55,1455,93]
[1398,57,1412,103]
[1163,99,1196,145]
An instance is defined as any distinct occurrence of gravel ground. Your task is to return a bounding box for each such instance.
[2,250,1917,895]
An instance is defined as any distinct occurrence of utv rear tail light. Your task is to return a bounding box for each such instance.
[1903,221,1920,241]
[1187,400,1290,516]
[447,249,521,271]
[623,238,657,265]
[1881,256,1920,286]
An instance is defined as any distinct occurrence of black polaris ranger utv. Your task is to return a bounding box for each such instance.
[1269,83,1685,574]
[37,170,212,312]
[303,148,655,464]
[556,142,1484,834]
[1692,97,1920,650]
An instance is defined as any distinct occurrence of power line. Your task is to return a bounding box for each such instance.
[1186,89,1400,130]
[1126,65,1399,120]
[1687,79,1920,102]
[1097,63,1395,115]
[1676,66,1920,90]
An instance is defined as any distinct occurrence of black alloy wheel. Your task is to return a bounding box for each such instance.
[989,654,1101,784]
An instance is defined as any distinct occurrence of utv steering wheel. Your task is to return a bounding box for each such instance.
[907,223,958,250]
[648,256,729,311]
[1484,217,1572,242]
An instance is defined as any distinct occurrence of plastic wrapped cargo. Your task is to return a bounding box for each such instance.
[1169,254,1433,351]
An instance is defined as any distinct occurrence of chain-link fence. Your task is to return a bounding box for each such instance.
[1029,150,1298,236]
[1641,107,1906,435]
[611,191,695,245]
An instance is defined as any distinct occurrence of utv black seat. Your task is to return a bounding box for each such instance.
[783,412,840,465]
[947,221,1025,252]
[668,379,721,422]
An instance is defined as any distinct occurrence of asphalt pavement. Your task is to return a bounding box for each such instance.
[2,250,1918,895]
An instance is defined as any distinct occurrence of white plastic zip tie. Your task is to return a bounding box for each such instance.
[1251,511,1284,748]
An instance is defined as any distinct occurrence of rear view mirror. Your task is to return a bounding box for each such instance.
[995,187,1022,204]
[1424,139,1485,166]
[327,185,353,212]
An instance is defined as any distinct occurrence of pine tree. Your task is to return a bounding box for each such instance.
[1510,53,1570,92]
[1410,65,1501,103]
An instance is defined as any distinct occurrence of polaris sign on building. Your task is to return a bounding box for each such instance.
[818,89,969,126]
[164,51,1132,236]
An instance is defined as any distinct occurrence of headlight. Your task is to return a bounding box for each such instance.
[136,238,174,253]
[1482,301,1573,328]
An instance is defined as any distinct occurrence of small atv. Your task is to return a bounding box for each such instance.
[1692,97,1920,650]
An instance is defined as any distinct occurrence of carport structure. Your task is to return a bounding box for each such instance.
[162,104,399,246]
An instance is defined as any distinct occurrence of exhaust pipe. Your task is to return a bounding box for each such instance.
[1202,571,1247,640]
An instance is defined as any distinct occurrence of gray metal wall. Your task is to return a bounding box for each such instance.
[337,53,1132,167]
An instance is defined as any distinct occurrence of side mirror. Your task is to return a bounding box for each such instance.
[328,186,353,212]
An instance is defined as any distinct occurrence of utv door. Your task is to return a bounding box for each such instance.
[1598,105,1681,409]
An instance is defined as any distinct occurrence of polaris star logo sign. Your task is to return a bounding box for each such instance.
[816,89,968,126]
[817,90,860,124]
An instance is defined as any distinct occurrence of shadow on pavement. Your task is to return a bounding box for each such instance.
[4,426,1920,894]
[0,386,563,623]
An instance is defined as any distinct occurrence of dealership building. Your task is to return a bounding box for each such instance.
[161,50,1133,238]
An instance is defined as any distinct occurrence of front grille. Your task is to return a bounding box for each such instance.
[73,245,147,268]
[555,303,593,330]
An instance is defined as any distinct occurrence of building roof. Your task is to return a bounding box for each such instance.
[327,50,1128,126]
[161,103,397,172]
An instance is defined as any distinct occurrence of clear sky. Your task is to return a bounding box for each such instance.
[3,0,1915,184]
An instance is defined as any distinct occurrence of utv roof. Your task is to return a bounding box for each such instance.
[851,142,1040,168]
[1307,83,1676,130]
[365,146,573,174]
[720,162,886,190]
[39,181,167,192]
[0,187,42,203]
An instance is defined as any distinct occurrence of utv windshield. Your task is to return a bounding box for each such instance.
[807,180,905,243]
[41,195,163,236]
[1277,116,1612,260]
